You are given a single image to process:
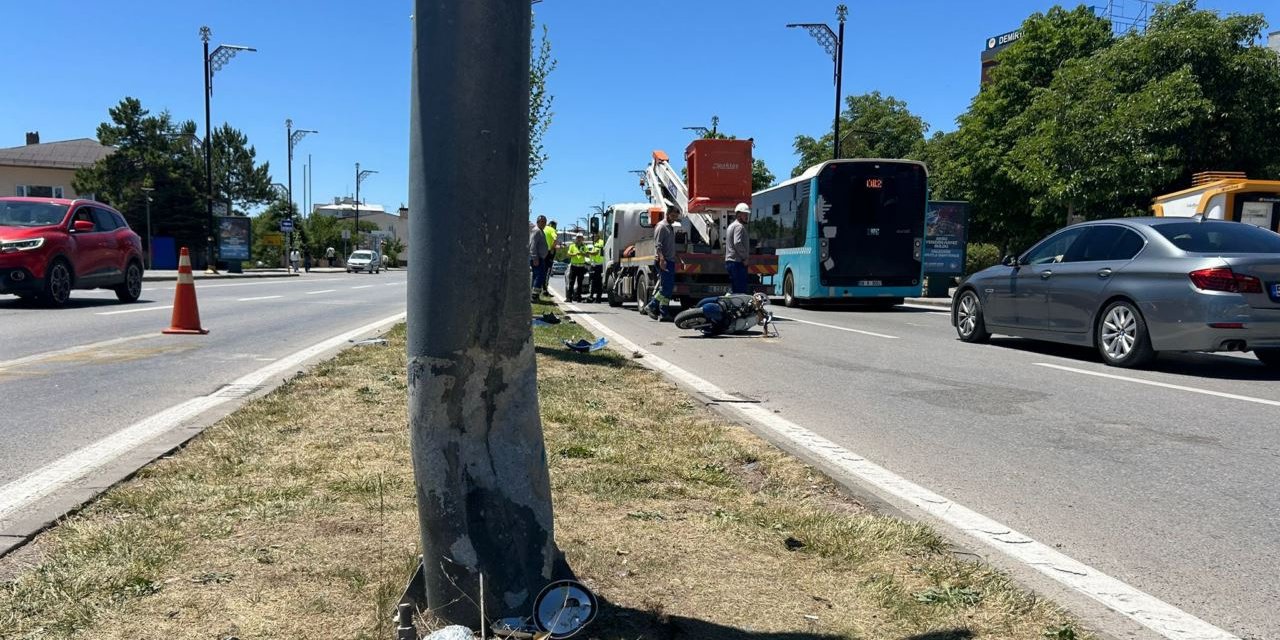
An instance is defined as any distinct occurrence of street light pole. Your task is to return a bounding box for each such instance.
[141,186,154,270]
[286,119,317,260]
[200,26,256,273]
[787,4,848,160]
[355,163,377,250]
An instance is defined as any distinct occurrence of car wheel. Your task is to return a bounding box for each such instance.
[954,289,991,343]
[1096,300,1155,368]
[41,259,73,307]
[1254,348,1280,369]
[783,271,799,308]
[115,261,143,303]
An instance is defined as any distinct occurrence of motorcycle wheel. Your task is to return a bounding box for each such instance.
[674,307,715,332]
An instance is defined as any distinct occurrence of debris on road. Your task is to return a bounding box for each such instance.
[563,337,607,353]
[350,338,389,347]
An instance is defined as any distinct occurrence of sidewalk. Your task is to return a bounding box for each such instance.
[903,294,953,310]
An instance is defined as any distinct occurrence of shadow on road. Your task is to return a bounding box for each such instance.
[0,297,162,310]
[983,337,1279,380]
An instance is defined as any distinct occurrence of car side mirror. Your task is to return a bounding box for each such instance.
[72,220,96,233]
[1001,254,1019,267]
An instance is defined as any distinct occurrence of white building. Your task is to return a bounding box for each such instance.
[313,196,410,263]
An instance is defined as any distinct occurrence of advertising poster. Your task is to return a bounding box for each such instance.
[924,201,969,275]
[218,216,252,261]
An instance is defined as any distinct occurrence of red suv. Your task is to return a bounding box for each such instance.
[0,197,145,306]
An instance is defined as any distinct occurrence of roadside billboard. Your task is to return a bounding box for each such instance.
[218,216,252,261]
[924,201,969,275]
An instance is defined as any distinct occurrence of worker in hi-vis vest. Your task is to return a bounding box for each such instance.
[586,232,605,303]
[566,233,588,303]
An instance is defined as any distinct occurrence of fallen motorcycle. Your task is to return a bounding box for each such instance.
[673,293,777,337]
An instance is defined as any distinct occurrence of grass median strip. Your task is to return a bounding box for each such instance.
[0,301,1088,639]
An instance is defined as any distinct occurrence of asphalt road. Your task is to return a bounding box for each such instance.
[556,282,1279,639]
[0,271,407,486]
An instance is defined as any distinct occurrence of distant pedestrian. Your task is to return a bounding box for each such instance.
[646,209,680,320]
[304,249,312,273]
[530,215,549,302]
[325,246,336,268]
[726,202,750,294]
[289,248,302,273]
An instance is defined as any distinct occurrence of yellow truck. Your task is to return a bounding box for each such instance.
[1152,171,1280,232]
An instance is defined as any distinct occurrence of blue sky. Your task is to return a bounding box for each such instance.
[2,0,1274,223]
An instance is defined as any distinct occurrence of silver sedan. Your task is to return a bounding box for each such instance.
[952,217,1280,368]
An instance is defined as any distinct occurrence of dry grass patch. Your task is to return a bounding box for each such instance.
[0,305,1090,639]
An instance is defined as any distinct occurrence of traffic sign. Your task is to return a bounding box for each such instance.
[261,232,284,247]
[280,219,294,233]
[341,229,351,240]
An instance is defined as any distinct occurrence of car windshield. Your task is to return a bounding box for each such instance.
[1154,222,1280,254]
[0,201,69,227]
[351,251,373,259]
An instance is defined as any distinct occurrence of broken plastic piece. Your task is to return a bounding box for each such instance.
[350,338,389,346]
[562,338,607,353]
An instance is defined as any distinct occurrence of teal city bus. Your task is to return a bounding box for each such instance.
[750,159,928,307]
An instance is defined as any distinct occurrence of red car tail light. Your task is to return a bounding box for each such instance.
[1189,267,1263,293]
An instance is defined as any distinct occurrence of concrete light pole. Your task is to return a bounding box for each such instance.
[407,0,559,628]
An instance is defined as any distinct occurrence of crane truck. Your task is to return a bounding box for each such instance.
[599,139,778,310]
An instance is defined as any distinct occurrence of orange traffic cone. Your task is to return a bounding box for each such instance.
[162,247,209,335]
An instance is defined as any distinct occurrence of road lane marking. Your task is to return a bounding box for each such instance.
[0,333,157,371]
[237,295,283,302]
[305,289,337,295]
[1034,362,1280,407]
[557,292,1238,640]
[772,315,900,339]
[0,311,407,534]
[96,305,173,316]
[351,285,375,290]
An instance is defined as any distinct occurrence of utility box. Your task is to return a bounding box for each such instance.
[684,139,753,212]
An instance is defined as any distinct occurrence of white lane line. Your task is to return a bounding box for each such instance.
[557,294,1238,640]
[351,285,375,290]
[96,305,173,316]
[0,333,157,371]
[773,315,900,339]
[384,282,402,286]
[305,289,338,295]
[0,311,407,529]
[237,295,283,302]
[1035,362,1280,408]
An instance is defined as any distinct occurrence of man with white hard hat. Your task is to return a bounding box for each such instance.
[725,202,751,294]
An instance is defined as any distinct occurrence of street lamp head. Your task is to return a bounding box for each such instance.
[209,44,257,75]
[837,4,848,23]
[200,26,211,43]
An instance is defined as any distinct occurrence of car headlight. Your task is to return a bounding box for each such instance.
[0,238,45,253]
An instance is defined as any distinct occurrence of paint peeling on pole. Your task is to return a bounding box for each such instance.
[407,0,559,628]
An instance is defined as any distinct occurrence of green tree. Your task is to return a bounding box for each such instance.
[211,124,274,215]
[73,98,208,258]
[941,6,1118,246]
[752,159,776,192]
[382,236,406,267]
[943,1,1280,247]
[529,23,556,181]
[791,91,930,177]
